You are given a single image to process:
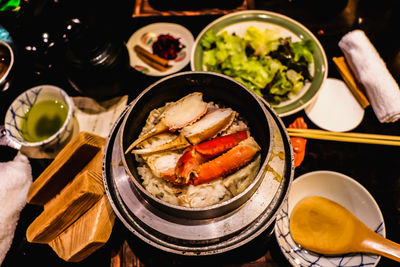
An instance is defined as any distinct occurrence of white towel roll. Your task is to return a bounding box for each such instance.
[339,29,400,123]
[0,154,32,264]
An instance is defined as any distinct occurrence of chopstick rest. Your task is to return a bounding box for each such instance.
[339,29,400,123]
[25,132,115,262]
[332,56,370,109]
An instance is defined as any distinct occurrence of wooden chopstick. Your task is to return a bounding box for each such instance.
[332,56,370,109]
[287,128,400,146]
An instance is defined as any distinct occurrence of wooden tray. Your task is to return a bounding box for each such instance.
[26,132,115,262]
[132,0,255,18]
[27,132,105,205]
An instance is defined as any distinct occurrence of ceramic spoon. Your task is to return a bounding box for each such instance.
[289,196,400,262]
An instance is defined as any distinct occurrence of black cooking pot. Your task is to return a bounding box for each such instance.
[120,71,272,219]
[104,71,293,255]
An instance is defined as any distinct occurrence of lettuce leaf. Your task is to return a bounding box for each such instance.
[243,26,281,56]
[200,29,219,50]
[200,27,314,105]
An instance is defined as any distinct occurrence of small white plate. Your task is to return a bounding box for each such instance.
[274,170,385,267]
[305,78,364,132]
[126,23,194,76]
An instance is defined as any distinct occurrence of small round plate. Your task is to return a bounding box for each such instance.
[305,78,365,132]
[126,22,194,76]
[274,170,385,267]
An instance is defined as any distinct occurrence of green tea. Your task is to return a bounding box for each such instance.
[20,99,69,142]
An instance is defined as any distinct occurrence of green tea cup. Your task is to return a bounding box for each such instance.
[2,85,76,158]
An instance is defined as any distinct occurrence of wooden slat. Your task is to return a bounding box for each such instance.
[78,148,104,176]
[132,0,254,17]
[332,56,370,108]
[27,132,105,205]
[26,170,104,244]
[49,195,115,262]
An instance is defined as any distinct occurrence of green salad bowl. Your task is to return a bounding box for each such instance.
[191,10,328,117]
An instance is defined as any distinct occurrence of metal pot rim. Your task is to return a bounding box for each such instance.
[118,71,273,219]
[102,90,294,255]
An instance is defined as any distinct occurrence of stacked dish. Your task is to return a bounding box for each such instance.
[103,71,294,255]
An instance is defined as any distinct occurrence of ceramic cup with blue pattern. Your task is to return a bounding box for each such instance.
[1,85,75,158]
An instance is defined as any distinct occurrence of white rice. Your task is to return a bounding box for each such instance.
[135,102,261,208]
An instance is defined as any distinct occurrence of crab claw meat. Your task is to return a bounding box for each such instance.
[125,92,208,153]
[163,92,208,130]
[181,108,237,145]
[146,152,181,178]
[130,133,190,155]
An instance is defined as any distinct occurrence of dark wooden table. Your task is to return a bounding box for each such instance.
[1,0,400,266]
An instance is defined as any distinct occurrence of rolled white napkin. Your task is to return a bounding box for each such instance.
[0,154,32,264]
[339,29,400,123]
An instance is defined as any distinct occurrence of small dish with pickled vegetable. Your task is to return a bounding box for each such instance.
[127,23,194,76]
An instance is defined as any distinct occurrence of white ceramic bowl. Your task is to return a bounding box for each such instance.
[3,85,75,158]
[274,170,385,267]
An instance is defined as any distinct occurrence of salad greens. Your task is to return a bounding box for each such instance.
[200,26,314,105]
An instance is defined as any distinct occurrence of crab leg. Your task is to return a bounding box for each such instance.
[160,131,260,186]
[181,108,237,145]
[128,109,238,155]
[192,137,260,185]
[125,92,208,154]
[195,130,248,156]
[130,133,191,155]
[125,120,169,154]
[175,131,249,181]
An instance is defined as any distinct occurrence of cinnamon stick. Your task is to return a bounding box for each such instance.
[134,45,171,72]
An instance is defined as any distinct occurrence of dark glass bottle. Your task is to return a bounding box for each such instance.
[62,19,130,100]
